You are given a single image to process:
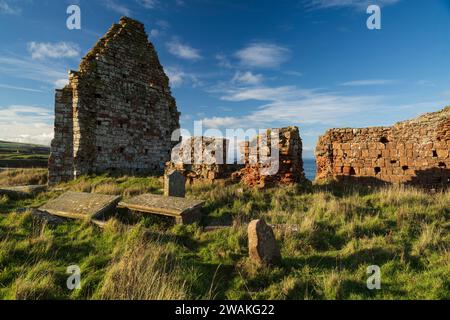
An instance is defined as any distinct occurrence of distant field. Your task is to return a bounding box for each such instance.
[0,141,49,168]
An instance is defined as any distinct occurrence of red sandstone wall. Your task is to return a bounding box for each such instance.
[234,127,307,188]
[315,107,450,188]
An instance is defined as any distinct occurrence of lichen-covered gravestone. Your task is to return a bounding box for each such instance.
[164,170,186,198]
[248,219,281,265]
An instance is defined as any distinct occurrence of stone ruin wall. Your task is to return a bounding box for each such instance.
[315,107,450,188]
[234,127,307,188]
[49,17,180,185]
[166,137,238,183]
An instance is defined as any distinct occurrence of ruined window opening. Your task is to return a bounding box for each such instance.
[119,147,125,154]
[433,150,438,157]
[439,162,446,168]
[97,146,102,152]
[97,120,102,126]
[402,166,409,171]
[377,154,382,159]
[349,167,356,175]
[126,98,130,104]
[380,137,389,144]
[390,160,397,164]
[145,149,149,155]
[95,94,102,99]
[374,167,381,175]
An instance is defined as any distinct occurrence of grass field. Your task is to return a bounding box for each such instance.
[0,141,49,167]
[0,169,448,300]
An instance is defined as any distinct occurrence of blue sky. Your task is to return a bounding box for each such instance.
[1,0,450,158]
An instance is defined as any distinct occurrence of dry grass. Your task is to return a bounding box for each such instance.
[99,231,189,300]
[0,169,47,187]
[92,183,121,195]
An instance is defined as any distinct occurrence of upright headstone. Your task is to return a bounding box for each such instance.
[248,219,281,265]
[164,170,186,198]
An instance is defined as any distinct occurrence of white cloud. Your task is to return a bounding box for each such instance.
[306,0,401,10]
[0,105,53,146]
[0,56,68,85]
[0,0,21,15]
[235,43,290,69]
[104,0,131,15]
[27,42,80,60]
[215,54,232,68]
[150,29,160,38]
[0,83,43,93]
[55,79,69,88]
[284,70,303,77]
[167,39,202,61]
[340,79,398,86]
[138,0,158,9]
[164,67,200,88]
[232,71,263,85]
[201,84,444,131]
[156,20,170,29]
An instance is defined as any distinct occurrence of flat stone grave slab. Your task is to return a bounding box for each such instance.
[118,193,204,225]
[39,192,121,220]
[0,185,47,198]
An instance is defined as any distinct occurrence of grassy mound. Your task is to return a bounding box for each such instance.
[0,169,448,300]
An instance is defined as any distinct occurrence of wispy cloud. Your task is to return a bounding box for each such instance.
[235,42,290,68]
[305,0,401,10]
[164,66,201,88]
[340,79,398,86]
[0,56,68,86]
[104,0,131,15]
[0,83,43,93]
[137,0,158,9]
[0,105,53,145]
[232,71,263,85]
[0,0,21,15]
[215,54,233,68]
[27,42,80,60]
[201,83,443,131]
[167,39,202,61]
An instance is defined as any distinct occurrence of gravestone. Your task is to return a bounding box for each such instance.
[248,219,281,265]
[164,170,186,198]
[39,192,121,220]
[118,193,203,225]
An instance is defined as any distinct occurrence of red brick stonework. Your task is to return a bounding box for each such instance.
[234,127,307,188]
[315,107,450,188]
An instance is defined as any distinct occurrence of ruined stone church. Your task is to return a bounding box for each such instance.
[49,17,180,185]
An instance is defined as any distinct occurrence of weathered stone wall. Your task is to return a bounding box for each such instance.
[48,87,74,184]
[315,107,450,188]
[49,17,180,185]
[234,127,307,188]
[166,137,237,183]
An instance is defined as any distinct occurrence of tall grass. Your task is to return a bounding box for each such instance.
[0,173,448,300]
[0,169,47,186]
[99,235,189,300]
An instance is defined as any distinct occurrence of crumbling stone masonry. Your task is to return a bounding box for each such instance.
[165,137,237,183]
[315,107,450,188]
[49,17,180,185]
[234,127,307,188]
